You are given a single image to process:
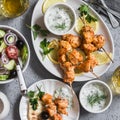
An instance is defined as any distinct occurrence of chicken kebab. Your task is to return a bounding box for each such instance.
[58,25,107,85]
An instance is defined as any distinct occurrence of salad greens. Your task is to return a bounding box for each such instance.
[27,24,49,40]
[78,5,97,23]
[87,92,107,106]
[21,45,28,64]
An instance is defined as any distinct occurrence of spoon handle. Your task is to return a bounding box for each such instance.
[100,0,119,28]
[16,65,27,95]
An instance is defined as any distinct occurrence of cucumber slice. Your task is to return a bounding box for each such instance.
[0,41,6,52]
[0,30,5,38]
[0,75,9,80]
[4,60,16,70]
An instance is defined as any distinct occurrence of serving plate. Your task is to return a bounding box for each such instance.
[31,0,114,81]
[19,79,80,120]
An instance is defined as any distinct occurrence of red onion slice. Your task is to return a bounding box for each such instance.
[4,32,18,46]
[1,53,9,64]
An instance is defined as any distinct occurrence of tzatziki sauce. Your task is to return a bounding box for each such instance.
[80,83,108,112]
[45,5,74,34]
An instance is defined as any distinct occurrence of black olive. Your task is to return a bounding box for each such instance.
[9,69,17,78]
[40,111,50,120]
[16,40,25,50]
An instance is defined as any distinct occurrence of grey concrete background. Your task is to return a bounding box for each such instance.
[0,0,120,120]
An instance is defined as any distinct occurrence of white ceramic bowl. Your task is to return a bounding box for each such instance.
[0,25,30,84]
[0,91,10,119]
[44,3,76,36]
[79,80,112,113]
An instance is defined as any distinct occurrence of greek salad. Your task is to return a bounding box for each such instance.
[0,29,28,81]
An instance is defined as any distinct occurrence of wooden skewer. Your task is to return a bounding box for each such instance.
[69,82,75,95]
[90,69,100,80]
[102,47,114,63]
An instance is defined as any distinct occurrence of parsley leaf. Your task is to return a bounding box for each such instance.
[36,86,45,99]
[40,38,54,58]
[78,5,89,16]
[78,5,97,23]
[26,24,49,40]
[85,14,97,23]
[27,91,35,98]
[29,98,38,110]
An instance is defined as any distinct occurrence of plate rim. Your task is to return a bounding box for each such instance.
[31,0,114,82]
[19,79,80,120]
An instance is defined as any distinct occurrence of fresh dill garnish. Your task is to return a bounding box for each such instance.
[55,23,66,30]
[78,5,97,23]
[87,92,107,106]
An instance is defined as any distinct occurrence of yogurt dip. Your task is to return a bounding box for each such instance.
[44,3,76,35]
[79,80,112,113]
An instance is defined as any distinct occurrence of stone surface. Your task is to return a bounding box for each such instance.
[0,0,120,120]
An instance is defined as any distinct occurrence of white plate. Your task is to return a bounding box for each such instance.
[31,0,114,81]
[19,79,80,120]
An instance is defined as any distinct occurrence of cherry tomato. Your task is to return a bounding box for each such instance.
[6,46,18,59]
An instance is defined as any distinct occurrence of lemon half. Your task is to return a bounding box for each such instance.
[75,17,99,34]
[42,0,66,14]
[92,51,112,65]
[47,40,59,64]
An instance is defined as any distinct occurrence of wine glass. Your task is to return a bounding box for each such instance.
[0,0,29,18]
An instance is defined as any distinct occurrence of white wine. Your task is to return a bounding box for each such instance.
[0,0,29,18]
[111,66,120,94]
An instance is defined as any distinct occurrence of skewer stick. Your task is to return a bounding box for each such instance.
[90,69,100,80]
[102,47,114,63]
[69,82,75,95]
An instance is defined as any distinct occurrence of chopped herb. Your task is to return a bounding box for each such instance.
[26,24,49,40]
[85,14,97,23]
[40,38,54,58]
[55,23,66,30]
[29,98,38,110]
[87,93,107,106]
[27,91,35,98]
[78,5,89,16]
[37,86,45,99]
[78,5,97,23]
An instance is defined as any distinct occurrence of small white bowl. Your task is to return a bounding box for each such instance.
[0,25,30,84]
[0,91,10,119]
[44,3,76,36]
[79,80,112,113]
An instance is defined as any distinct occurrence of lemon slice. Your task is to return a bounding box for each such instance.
[92,51,112,65]
[47,40,59,64]
[42,0,66,14]
[75,17,99,34]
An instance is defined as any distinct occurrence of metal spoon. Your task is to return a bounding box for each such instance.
[100,0,119,28]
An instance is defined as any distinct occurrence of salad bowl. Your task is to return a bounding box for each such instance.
[0,25,30,84]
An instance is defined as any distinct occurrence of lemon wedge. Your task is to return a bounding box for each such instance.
[47,40,59,64]
[42,0,66,14]
[92,51,112,65]
[75,17,99,34]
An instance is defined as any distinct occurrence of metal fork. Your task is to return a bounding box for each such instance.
[100,0,119,28]
[83,0,119,28]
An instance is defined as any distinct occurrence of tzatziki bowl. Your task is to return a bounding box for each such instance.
[44,3,76,36]
[79,80,112,113]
